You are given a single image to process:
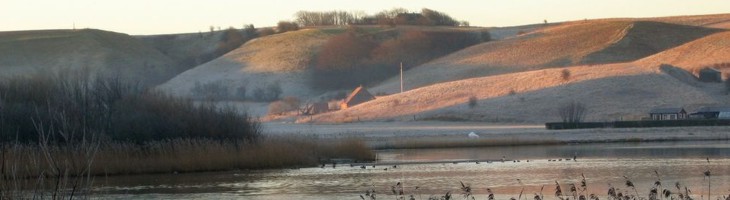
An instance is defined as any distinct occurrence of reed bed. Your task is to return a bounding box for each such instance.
[2,137,374,177]
[0,136,374,199]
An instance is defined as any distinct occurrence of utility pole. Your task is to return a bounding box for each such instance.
[400,62,404,93]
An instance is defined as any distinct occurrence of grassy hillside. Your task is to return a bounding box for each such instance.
[373,21,719,93]
[0,29,179,85]
[651,13,730,29]
[638,31,730,72]
[138,31,227,71]
[158,26,488,99]
[301,63,728,123]
[157,28,334,98]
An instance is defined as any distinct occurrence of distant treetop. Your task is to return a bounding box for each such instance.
[293,8,467,27]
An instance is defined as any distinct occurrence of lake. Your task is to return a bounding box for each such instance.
[95,140,730,199]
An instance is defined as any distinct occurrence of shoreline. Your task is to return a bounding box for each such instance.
[263,121,730,149]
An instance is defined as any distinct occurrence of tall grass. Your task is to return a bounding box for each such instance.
[1,137,374,178]
[1,136,374,198]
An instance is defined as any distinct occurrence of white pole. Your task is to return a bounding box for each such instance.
[400,62,404,93]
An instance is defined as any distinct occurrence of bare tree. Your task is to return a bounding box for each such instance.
[559,101,588,123]
[561,69,571,81]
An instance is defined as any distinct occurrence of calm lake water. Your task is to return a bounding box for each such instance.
[95,141,730,199]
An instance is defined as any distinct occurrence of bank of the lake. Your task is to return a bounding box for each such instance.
[264,122,730,149]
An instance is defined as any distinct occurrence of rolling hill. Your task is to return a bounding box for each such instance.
[301,62,729,123]
[295,17,730,123]
[372,21,719,93]
[637,31,730,72]
[0,29,180,85]
[157,28,335,98]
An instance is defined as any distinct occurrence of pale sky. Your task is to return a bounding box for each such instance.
[2,0,729,35]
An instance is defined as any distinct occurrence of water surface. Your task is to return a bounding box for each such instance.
[96,141,730,199]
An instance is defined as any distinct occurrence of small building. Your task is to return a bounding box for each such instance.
[340,86,375,109]
[649,107,687,120]
[690,106,730,119]
[698,68,722,82]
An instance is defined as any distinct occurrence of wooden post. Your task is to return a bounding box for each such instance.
[400,62,404,93]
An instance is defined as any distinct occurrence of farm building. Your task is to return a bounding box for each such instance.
[689,106,730,119]
[698,68,722,82]
[340,86,375,109]
[648,107,687,120]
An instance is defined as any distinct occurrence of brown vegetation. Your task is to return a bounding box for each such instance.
[277,21,299,33]
[313,27,487,89]
[0,72,261,143]
[376,21,719,92]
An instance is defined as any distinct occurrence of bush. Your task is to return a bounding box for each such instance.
[215,28,246,56]
[277,21,299,33]
[561,69,571,81]
[0,73,261,143]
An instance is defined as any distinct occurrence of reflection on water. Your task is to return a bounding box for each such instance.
[96,141,730,200]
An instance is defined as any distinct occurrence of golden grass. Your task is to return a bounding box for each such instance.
[374,21,718,93]
[304,61,727,123]
[638,31,730,72]
[0,137,375,178]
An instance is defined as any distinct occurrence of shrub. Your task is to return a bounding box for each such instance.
[561,69,571,81]
[277,21,299,33]
[0,73,261,143]
[215,28,246,56]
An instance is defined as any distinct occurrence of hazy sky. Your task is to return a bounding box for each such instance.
[2,0,729,35]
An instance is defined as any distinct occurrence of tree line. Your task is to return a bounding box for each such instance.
[294,8,467,27]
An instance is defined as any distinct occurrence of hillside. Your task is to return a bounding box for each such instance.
[158,26,489,99]
[138,31,228,72]
[651,13,730,29]
[373,21,719,93]
[0,29,179,85]
[637,31,730,72]
[301,63,729,123]
[157,28,334,98]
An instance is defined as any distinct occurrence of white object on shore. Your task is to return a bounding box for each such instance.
[468,132,479,138]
